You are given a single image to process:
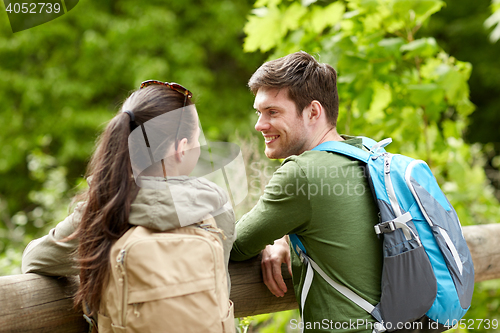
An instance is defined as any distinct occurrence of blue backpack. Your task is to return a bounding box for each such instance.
[290,137,474,333]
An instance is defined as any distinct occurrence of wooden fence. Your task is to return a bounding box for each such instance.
[0,224,499,332]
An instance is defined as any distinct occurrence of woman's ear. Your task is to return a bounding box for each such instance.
[174,138,189,162]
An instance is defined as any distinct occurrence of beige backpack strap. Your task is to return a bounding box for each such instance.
[82,301,98,333]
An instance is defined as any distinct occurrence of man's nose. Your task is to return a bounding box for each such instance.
[255,114,270,132]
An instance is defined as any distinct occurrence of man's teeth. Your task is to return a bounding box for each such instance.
[265,135,279,142]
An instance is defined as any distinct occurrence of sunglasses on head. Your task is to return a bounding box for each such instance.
[137,80,194,178]
[140,80,193,100]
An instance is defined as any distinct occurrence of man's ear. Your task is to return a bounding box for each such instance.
[307,100,323,124]
[175,138,189,162]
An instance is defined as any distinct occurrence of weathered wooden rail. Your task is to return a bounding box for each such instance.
[1,224,499,333]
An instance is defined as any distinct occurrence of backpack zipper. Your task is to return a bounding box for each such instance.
[384,153,402,217]
[404,159,464,274]
[404,160,433,226]
[133,303,141,317]
[116,249,128,328]
[198,223,227,240]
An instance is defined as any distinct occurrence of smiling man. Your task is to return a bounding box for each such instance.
[230,52,383,333]
[253,87,343,159]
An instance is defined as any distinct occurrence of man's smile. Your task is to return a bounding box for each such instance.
[264,135,280,144]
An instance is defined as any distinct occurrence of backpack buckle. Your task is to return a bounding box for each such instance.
[374,221,396,234]
[296,245,309,265]
[370,138,392,154]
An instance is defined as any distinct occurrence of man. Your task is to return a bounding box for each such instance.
[230,51,383,332]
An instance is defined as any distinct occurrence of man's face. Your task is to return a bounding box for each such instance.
[254,88,308,159]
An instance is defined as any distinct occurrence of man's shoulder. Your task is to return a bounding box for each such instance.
[283,137,364,165]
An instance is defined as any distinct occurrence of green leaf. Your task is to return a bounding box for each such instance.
[244,6,282,52]
[282,2,308,33]
[244,3,307,53]
[339,54,370,76]
[362,12,385,32]
[400,37,439,58]
[354,87,373,114]
[367,82,392,123]
[378,37,405,57]
[302,0,318,6]
[414,0,445,21]
[435,64,468,104]
[308,2,345,33]
[485,9,500,42]
[254,0,282,7]
[392,0,445,24]
[456,98,475,117]
[407,83,444,106]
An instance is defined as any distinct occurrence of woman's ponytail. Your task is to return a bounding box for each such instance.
[73,112,138,314]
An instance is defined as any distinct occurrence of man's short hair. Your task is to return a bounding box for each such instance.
[248,51,339,127]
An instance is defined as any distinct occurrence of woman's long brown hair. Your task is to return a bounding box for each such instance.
[72,85,195,315]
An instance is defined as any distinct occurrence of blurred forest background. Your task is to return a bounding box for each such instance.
[1,0,499,332]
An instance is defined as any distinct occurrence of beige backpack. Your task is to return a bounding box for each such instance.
[96,216,235,333]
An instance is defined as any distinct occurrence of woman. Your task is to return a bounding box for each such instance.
[22,81,236,332]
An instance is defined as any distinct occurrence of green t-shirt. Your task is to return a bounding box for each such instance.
[231,137,383,333]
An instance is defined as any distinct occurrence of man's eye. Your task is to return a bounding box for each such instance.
[255,110,261,116]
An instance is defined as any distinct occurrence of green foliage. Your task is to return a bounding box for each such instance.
[243,0,500,330]
[0,0,267,274]
[419,0,500,203]
[244,0,500,226]
[485,0,500,42]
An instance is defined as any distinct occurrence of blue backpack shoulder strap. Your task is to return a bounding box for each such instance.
[290,139,374,256]
[312,141,371,163]
[289,233,307,256]
[291,139,377,255]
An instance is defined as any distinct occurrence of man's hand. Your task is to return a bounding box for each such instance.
[261,236,293,297]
